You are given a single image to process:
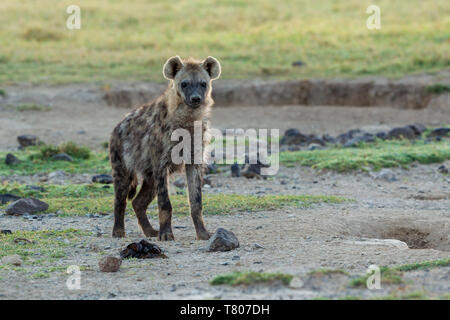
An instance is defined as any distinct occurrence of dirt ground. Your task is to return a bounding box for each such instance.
[0,88,449,299]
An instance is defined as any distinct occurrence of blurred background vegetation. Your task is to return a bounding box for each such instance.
[0,0,448,84]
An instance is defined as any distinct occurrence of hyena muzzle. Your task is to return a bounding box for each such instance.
[109,56,221,241]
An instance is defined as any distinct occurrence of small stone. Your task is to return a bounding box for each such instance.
[231,163,240,177]
[5,153,20,165]
[373,169,398,182]
[307,143,324,151]
[254,243,265,249]
[428,127,450,138]
[207,228,239,252]
[98,256,121,272]
[5,198,49,215]
[232,255,240,261]
[92,174,113,184]
[438,165,448,174]
[1,230,12,235]
[1,254,22,266]
[17,135,39,147]
[51,153,73,162]
[0,194,21,205]
[173,177,186,188]
[386,127,416,140]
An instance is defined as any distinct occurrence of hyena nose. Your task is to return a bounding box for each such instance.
[190,95,201,104]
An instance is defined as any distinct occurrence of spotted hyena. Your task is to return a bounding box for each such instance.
[109,56,221,241]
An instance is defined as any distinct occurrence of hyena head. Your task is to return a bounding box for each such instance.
[163,56,221,108]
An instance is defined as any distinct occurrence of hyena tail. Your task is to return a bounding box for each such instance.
[127,175,138,200]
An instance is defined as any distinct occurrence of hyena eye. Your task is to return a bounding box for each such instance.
[181,81,188,89]
[200,81,207,88]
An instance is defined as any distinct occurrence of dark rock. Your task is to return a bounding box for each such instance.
[25,185,45,192]
[408,123,427,136]
[231,163,240,177]
[1,230,12,235]
[5,153,20,165]
[120,240,166,259]
[308,143,324,151]
[5,198,49,215]
[438,165,448,174]
[0,194,21,205]
[307,136,326,146]
[428,127,450,138]
[292,60,305,67]
[336,129,363,144]
[375,132,387,140]
[207,228,239,252]
[322,134,336,144]
[17,135,39,147]
[51,153,73,162]
[205,163,219,174]
[280,129,309,145]
[343,133,375,148]
[92,174,113,184]
[386,126,416,140]
[173,177,186,188]
[98,256,121,272]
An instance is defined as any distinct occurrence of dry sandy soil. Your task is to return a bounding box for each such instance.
[0,87,449,299]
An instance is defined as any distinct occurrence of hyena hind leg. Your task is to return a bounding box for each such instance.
[132,177,159,237]
[112,171,133,238]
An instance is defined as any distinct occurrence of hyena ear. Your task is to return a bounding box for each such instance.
[202,56,221,80]
[163,56,184,80]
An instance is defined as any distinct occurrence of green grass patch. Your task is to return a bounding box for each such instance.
[0,183,346,216]
[210,271,293,286]
[0,89,5,96]
[349,258,450,288]
[0,147,108,176]
[0,0,449,83]
[280,139,450,172]
[308,269,349,277]
[426,83,450,94]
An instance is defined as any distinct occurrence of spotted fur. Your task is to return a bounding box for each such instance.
[110,56,221,240]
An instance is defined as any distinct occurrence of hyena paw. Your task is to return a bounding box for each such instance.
[196,230,212,240]
[143,227,159,238]
[158,230,175,241]
[112,228,126,238]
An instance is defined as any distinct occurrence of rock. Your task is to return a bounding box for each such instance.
[173,177,186,188]
[343,133,375,148]
[386,126,416,140]
[5,198,49,215]
[25,185,45,192]
[280,129,309,146]
[207,228,239,252]
[98,256,121,272]
[205,163,219,174]
[292,60,305,67]
[0,194,21,205]
[336,129,363,144]
[1,230,12,235]
[428,127,450,138]
[344,238,408,250]
[373,169,398,182]
[307,136,326,146]
[17,135,39,147]
[5,153,20,165]
[408,123,427,136]
[375,131,387,140]
[92,174,113,184]
[231,163,241,177]
[308,143,324,151]
[438,165,448,174]
[51,153,73,162]
[1,254,22,266]
[322,134,336,144]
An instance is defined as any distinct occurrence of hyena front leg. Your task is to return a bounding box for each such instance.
[132,176,159,238]
[157,171,174,241]
[186,164,211,240]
